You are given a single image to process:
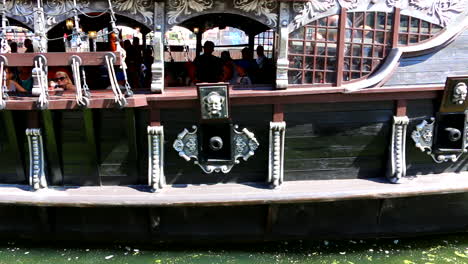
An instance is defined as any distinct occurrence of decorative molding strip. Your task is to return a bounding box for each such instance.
[269,122,286,188]
[167,0,214,25]
[151,1,165,94]
[26,128,47,190]
[387,116,409,184]
[148,126,165,192]
[233,0,278,27]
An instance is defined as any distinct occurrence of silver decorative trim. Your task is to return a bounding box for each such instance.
[412,118,435,154]
[233,125,260,162]
[167,0,214,25]
[151,1,165,93]
[269,122,286,188]
[173,125,259,174]
[388,116,409,184]
[148,126,165,192]
[26,128,47,190]
[233,0,278,27]
[291,0,337,30]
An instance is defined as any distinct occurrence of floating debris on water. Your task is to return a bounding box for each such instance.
[105,255,114,260]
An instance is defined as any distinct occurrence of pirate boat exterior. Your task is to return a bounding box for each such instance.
[0,0,467,242]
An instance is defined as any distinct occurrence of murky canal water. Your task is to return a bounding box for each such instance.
[0,234,466,264]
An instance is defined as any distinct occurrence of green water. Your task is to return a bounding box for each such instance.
[0,234,467,264]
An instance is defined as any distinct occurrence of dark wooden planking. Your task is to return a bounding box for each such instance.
[0,111,26,184]
[158,206,266,238]
[42,110,63,185]
[61,111,100,186]
[125,109,140,182]
[385,29,468,87]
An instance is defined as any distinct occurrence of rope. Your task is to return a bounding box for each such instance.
[105,54,126,108]
[35,58,48,110]
[81,68,90,97]
[71,57,89,107]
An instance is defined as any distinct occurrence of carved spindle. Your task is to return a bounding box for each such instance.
[148,126,165,192]
[26,128,47,190]
[269,122,286,188]
[388,116,409,183]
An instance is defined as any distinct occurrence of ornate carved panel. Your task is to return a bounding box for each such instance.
[269,122,286,188]
[388,116,409,183]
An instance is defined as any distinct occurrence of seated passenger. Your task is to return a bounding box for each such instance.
[193,41,223,83]
[17,67,33,92]
[255,46,274,84]
[221,51,238,85]
[5,68,27,93]
[235,47,258,84]
[54,71,76,92]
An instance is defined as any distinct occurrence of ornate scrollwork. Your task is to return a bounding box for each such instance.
[173,126,199,162]
[6,0,34,25]
[409,0,466,26]
[113,0,154,25]
[173,125,259,174]
[233,0,278,27]
[292,0,336,30]
[233,125,260,162]
[337,0,360,10]
[167,0,214,25]
[412,118,435,154]
[148,126,165,192]
[26,128,47,190]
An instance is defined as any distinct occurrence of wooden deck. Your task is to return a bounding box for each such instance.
[0,173,467,207]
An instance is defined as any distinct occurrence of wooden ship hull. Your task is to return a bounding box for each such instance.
[0,0,467,242]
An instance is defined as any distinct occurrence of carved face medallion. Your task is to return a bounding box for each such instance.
[452,82,467,105]
[204,92,225,118]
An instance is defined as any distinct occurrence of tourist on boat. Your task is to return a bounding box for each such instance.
[24,39,34,53]
[10,42,18,53]
[16,67,33,92]
[5,68,27,93]
[235,47,257,84]
[54,71,76,92]
[143,47,154,88]
[193,41,223,83]
[124,39,141,89]
[220,51,238,85]
[255,45,274,84]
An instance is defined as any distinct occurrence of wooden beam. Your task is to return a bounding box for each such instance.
[273,104,284,122]
[335,8,347,87]
[0,52,121,67]
[0,173,466,207]
[392,8,401,47]
[125,108,140,182]
[2,111,26,182]
[42,110,63,185]
[396,99,407,116]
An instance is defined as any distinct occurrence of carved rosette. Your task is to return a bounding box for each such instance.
[233,0,278,27]
[148,126,165,192]
[388,116,409,184]
[173,125,259,174]
[268,122,286,188]
[26,128,47,190]
[291,0,337,30]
